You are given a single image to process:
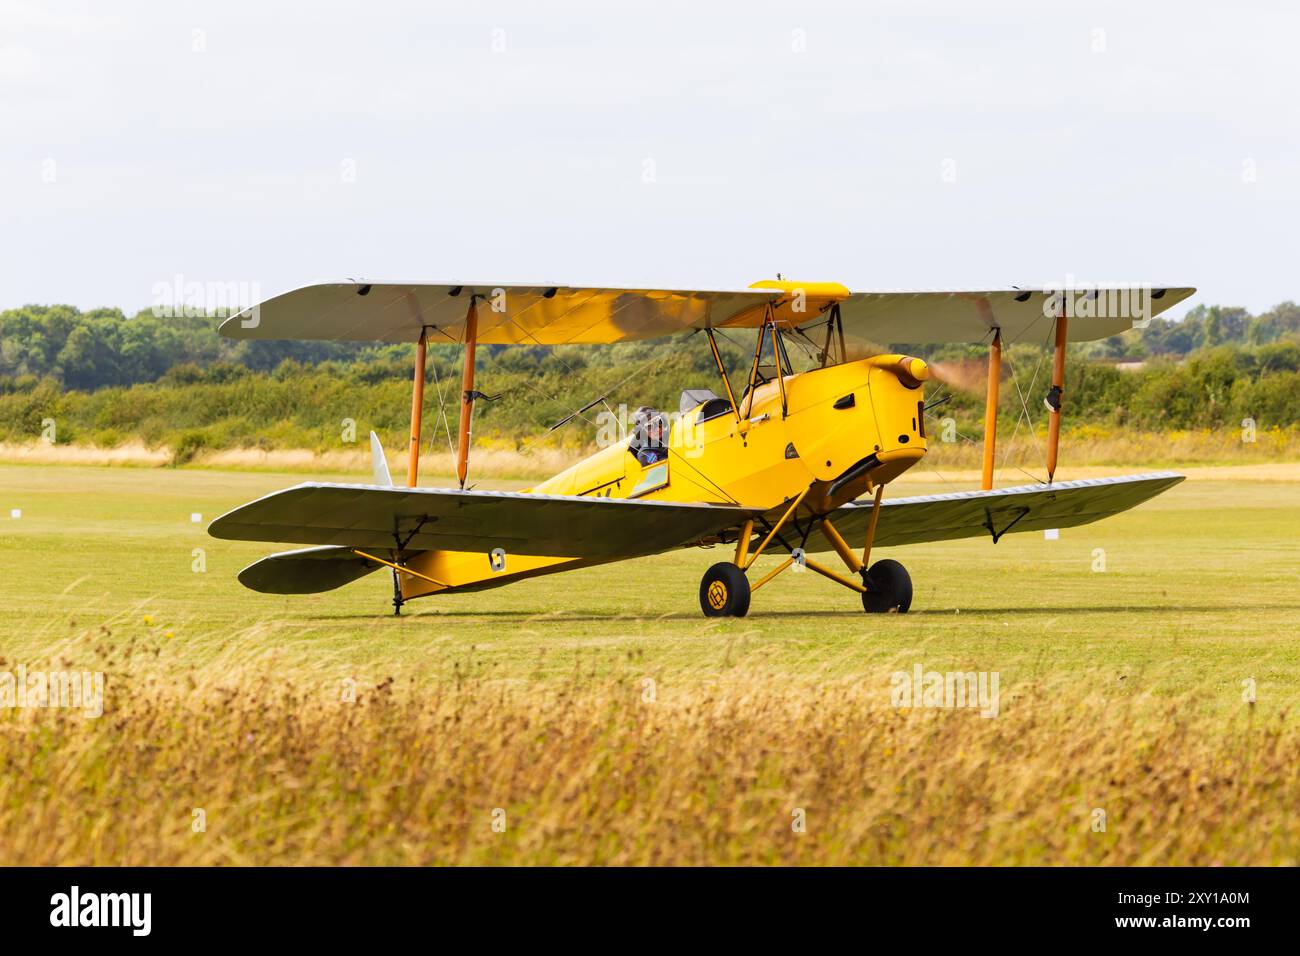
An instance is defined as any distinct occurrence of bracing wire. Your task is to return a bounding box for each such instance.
[998,322,1056,484]
[425,349,457,458]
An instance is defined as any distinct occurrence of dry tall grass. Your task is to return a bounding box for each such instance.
[5,426,1297,479]
[922,425,1300,472]
[198,445,579,481]
[2,634,1294,866]
[0,441,577,480]
[0,440,172,467]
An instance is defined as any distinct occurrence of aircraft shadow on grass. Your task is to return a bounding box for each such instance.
[300,602,1300,624]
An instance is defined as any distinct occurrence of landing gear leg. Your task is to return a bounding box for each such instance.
[819,485,914,614]
[697,493,807,618]
[698,486,917,617]
[391,569,404,616]
[350,548,451,617]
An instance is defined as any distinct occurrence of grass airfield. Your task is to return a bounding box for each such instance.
[1,461,1298,864]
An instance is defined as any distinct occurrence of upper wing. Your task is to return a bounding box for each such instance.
[208,482,757,558]
[807,473,1184,551]
[219,281,1195,346]
[219,282,771,345]
[837,287,1196,346]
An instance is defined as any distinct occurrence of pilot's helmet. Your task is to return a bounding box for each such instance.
[631,406,665,446]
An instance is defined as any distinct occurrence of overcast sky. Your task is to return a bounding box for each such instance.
[2,0,1296,317]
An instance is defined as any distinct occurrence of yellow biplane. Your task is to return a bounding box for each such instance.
[209,279,1193,617]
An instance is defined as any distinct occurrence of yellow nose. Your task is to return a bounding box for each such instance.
[890,356,929,388]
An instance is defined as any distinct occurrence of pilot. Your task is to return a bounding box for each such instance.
[630,406,669,467]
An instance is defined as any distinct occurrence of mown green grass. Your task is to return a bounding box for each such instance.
[1,462,1297,710]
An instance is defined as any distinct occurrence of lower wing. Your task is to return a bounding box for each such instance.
[235,545,381,594]
[808,472,1184,551]
[214,474,1181,594]
[210,483,758,592]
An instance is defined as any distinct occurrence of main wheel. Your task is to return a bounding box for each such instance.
[699,562,751,618]
[861,559,912,613]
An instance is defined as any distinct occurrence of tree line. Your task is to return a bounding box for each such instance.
[1,300,1299,452]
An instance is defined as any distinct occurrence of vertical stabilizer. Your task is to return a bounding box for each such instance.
[370,432,393,486]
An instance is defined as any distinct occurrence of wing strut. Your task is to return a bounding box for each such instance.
[818,302,846,368]
[738,305,769,420]
[860,483,884,567]
[739,302,789,422]
[981,328,1002,491]
[834,302,847,366]
[1045,311,1068,483]
[351,548,449,588]
[769,318,788,418]
[808,483,884,594]
[456,297,479,489]
[407,328,428,487]
[704,328,741,424]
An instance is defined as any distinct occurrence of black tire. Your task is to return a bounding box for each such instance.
[862,559,912,613]
[699,562,751,618]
